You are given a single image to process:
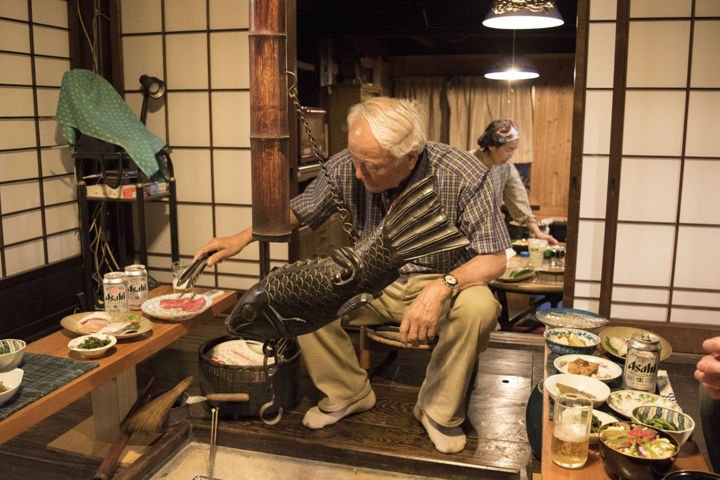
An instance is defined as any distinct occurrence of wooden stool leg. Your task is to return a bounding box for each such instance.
[359,326,372,370]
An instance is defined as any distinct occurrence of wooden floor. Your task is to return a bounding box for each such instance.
[0,312,710,480]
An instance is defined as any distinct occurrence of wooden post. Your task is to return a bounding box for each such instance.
[249,0,291,242]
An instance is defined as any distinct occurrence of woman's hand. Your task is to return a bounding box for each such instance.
[194,228,253,267]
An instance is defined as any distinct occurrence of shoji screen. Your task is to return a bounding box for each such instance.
[573,0,616,312]
[0,0,77,279]
[575,0,720,329]
[119,0,287,291]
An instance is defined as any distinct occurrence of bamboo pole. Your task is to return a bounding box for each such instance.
[249,0,291,242]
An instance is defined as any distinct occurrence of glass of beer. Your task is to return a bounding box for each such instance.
[551,393,593,469]
[528,238,548,269]
[171,261,189,294]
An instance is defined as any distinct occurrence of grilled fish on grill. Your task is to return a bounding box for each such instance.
[226,176,470,342]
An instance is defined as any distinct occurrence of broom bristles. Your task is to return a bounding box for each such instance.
[125,376,193,434]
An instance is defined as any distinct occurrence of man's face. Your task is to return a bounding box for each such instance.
[488,139,519,165]
[347,119,417,193]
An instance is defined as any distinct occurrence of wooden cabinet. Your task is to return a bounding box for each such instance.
[328,84,381,155]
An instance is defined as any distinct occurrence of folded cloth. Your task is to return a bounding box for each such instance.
[56,68,166,178]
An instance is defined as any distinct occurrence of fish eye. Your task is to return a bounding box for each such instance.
[242,304,256,320]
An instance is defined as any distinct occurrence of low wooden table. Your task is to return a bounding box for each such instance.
[0,286,237,459]
[540,346,710,478]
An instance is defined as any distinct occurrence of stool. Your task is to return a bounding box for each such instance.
[358,325,435,370]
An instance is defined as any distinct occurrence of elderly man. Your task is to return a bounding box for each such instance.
[196,97,510,453]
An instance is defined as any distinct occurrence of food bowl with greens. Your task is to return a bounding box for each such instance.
[544,327,600,355]
[598,421,679,480]
[631,405,695,448]
[68,333,117,359]
[0,339,26,372]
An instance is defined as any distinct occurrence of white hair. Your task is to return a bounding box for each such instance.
[346,97,427,159]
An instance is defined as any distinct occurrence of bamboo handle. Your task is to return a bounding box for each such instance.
[205,392,250,402]
[93,377,158,480]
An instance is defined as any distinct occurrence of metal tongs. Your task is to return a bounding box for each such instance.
[175,251,212,291]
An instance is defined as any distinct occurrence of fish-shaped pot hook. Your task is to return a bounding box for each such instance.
[227,176,470,342]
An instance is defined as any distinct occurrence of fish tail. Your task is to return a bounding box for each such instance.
[383,176,469,261]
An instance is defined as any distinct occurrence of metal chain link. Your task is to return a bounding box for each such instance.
[287,71,359,243]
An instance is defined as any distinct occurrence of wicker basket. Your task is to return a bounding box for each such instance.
[198,335,301,419]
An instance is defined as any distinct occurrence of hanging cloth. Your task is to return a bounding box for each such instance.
[56,68,165,178]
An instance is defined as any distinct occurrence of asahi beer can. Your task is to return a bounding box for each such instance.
[103,272,128,312]
[124,264,148,309]
[622,332,661,392]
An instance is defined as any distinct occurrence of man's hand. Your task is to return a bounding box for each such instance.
[695,336,720,399]
[194,229,252,267]
[399,280,450,346]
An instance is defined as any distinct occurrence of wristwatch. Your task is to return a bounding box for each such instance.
[441,274,460,298]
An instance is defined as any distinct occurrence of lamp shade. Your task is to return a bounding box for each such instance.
[484,56,539,80]
[483,0,564,30]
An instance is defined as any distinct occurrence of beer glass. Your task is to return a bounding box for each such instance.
[551,393,593,469]
[528,238,548,269]
[171,261,189,294]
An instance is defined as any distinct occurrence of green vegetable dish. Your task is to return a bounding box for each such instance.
[600,422,677,459]
[0,346,7,355]
[591,414,602,433]
[635,413,678,431]
[77,336,111,349]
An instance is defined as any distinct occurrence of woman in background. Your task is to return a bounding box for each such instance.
[471,119,558,245]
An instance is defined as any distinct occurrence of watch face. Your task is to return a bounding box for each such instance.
[444,274,458,286]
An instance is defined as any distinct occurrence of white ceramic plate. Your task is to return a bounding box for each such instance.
[606,389,681,419]
[544,373,611,408]
[554,354,623,382]
[61,311,153,340]
[590,409,618,444]
[141,294,212,321]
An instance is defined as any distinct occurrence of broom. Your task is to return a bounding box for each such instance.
[93,377,159,480]
[125,375,194,434]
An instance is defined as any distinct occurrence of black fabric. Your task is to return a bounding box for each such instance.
[0,352,98,420]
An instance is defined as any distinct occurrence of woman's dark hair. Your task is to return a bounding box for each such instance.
[477,119,519,151]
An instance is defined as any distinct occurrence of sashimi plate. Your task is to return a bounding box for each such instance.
[141,294,212,321]
[61,311,153,340]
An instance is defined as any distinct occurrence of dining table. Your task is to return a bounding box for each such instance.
[489,253,564,331]
[0,286,237,462]
[540,345,711,479]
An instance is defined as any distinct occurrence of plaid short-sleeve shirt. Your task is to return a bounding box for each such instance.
[291,142,511,274]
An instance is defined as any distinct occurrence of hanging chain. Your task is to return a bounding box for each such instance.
[287,71,359,243]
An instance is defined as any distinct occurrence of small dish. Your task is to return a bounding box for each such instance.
[607,390,681,419]
[554,354,623,382]
[498,268,535,282]
[544,373,610,408]
[632,405,695,447]
[544,327,600,356]
[0,368,23,406]
[68,333,117,359]
[0,339,26,372]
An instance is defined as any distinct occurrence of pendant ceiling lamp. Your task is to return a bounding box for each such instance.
[484,31,539,81]
[483,0,564,30]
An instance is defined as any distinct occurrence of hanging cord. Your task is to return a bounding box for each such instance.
[286,71,359,243]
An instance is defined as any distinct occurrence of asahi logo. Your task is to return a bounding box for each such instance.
[626,357,657,375]
[105,288,126,302]
[128,282,147,294]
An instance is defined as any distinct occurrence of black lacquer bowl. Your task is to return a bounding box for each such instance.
[598,422,679,480]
